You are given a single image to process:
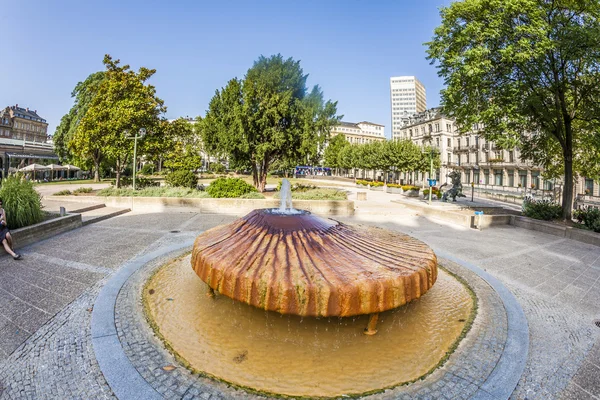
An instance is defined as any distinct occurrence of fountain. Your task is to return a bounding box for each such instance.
[144,179,475,397]
[191,179,437,334]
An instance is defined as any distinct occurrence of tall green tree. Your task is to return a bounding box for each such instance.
[323,134,350,173]
[203,54,340,191]
[162,118,203,172]
[71,55,166,185]
[54,71,106,166]
[427,0,600,219]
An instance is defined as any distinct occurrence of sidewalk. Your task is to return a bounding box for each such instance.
[0,192,598,399]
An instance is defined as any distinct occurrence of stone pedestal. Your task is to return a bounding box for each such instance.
[357,192,367,201]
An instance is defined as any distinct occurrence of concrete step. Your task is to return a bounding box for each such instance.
[70,203,106,213]
[42,199,107,214]
[81,206,131,226]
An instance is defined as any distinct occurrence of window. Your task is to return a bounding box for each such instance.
[585,178,594,194]
[508,171,515,187]
[466,137,470,146]
[447,152,452,163]
[435,123,440,132]
[494,169,503,186]
[509,151,514,162]
[447,138,451,147]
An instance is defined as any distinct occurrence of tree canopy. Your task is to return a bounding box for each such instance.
[427,0,600,219]
[203,54,340,191]
[71,55,166,185]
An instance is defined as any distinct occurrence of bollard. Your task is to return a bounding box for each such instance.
[59,206,66,216]
[474,211,484,231]
[357,192,367,201]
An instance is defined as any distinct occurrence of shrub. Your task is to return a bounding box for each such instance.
[401,185,420,191]
[54,189,73,196]
[209,163,226,174]
[387,183,402,188]
[97,186,210,198]
[423,187,442,199]
[111,176,158,189]
[574,206,600,232]
[207,177,258,198]
[239,192,265,199]
[166,170,198,189]
[276,181,317,192]
[73,187,93,194]
[140,164,155,175]
[0,175,44,229]
[274,188,347,200]
[522,198,562,220]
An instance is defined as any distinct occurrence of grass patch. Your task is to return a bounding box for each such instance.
[238,192,265,199]
[53,189,73,196]
[274,188,348,200]
[97,186,210,198]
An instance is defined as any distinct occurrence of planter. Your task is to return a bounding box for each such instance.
[403,190,420,197]
[386,187,404,194]
[369,186,384,191]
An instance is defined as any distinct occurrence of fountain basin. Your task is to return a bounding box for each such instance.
[191,209,437,317]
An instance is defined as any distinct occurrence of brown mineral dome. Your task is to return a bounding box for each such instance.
[191,209,437,317]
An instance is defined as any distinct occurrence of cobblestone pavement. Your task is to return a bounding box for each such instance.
[0,190,599,399]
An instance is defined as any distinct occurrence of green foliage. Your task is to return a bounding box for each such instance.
[97,186,210,198]
[423,187,442,199]
[401,185,420,192]
[238,192,265,199]
[387,183,402,189]
[275,181,317,192]
[203,54,340,191]
[426,0,600,219]
[323,134,349,169]
[53,190,73,195]
[574,207,600,233]
[206,177,257,198]
[161,118,203,172]
[165,170,197,189]
[54,71,106,171]
[73,187,93,194]
[111,176,158,189]
[274,188,347,200]
[209,162,225,174]
[71,55,166,187]
[0,175,44,229]
[140,164,155,175]
[522,198,562,221]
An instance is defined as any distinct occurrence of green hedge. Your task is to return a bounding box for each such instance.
[401,185,420,191]
[574,206,600,232]
[206,177,257,198]
[166,170,197,189]
[0,175,44,229]
[522,198,562,220]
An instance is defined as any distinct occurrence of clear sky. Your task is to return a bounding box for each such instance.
[0,0,451,139]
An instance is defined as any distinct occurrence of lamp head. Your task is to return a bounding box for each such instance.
[139,128,147,137]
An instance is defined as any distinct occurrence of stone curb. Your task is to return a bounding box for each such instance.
[92,242,528,400]
[434,249,529,400]
[91,240,195,400]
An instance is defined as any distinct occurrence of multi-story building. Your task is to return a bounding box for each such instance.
[0,105,56,180]
[390,76,426,139]
[398,107,600,205]
[330,121,386,145]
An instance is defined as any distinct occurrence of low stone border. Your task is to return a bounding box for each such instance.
[511,215,600,247]
[91,239,530,399]
[47,196,355,216]
[12,213,82,250]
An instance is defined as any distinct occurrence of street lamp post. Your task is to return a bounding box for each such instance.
[126,128,146,190]
[425,148,436,206]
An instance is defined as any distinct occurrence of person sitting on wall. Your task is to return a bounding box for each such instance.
[0,198,22,260]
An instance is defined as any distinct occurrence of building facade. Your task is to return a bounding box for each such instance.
[0,105,56,179]
[398,107,599,204]
[390,76,426,139]
[330,121,386,144]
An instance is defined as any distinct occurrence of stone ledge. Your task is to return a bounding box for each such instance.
[510,216,600,247]
[12,213,82,250]
[46,196,355,216]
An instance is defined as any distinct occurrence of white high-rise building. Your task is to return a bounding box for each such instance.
[390,76,426,138]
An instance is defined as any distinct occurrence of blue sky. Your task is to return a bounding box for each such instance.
[0,0,451,138]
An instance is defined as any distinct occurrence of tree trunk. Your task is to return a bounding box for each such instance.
[258,159,269,192]
[562,146,574,221]
[252,163,259,189]
[115,158,121,188]
[93,159,100,182]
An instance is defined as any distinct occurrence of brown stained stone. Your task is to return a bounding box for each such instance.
[191,209,437,317]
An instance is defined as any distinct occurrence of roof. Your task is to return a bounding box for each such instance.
[338,121,359,128]
[358,121,384,127]
[9,105,47,123]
